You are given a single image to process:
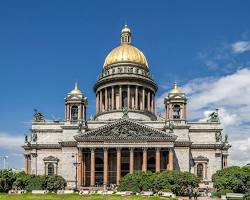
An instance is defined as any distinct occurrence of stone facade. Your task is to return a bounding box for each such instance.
[23,25,230,190]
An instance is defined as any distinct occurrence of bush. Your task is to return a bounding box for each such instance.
[217,189,233,197]
[13,172,32,190]
[0,170,16,192]
[0,169,67,193]
[243,193,250,200]
[118,173,141,193]
[46,176,67,192]
[25,175,47,191]
[118,170,199,195]
[212,166,250,194]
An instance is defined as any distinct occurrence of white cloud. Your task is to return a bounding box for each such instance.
[232,41,250,54]
[156,68,250,166]
[0,133,24,150]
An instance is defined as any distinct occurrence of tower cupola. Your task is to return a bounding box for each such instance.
[164,82,187,121]
[65,83,87,122]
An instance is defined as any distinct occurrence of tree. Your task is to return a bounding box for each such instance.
[46,175,67,192]
[0,170,16,192]
[212,166,250,194]
[118,170,199,195]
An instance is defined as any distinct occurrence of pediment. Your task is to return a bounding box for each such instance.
[74,119,177,141]
[43,156,59,162]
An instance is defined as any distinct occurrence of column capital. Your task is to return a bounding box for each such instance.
[90,147,95,152]
[155,147,161,151]
[103,147,109,151]
[129,147,135,151]
[116,147,122,152]
[142,147,148,151]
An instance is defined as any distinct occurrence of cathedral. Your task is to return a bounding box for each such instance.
[23,25,231,190]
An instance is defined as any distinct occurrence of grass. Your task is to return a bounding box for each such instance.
[0,193,168,200]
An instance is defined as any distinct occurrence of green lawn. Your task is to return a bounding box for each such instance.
[0,193,168,200]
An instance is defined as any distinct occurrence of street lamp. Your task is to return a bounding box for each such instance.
[0,155,8,169]
[72,153,80,191]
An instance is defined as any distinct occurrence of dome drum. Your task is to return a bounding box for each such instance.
[95,25,157,120]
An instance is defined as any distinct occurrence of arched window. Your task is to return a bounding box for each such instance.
[173,105,181,119]
[47,163,54,176]
[197,163,203,179]
[71,105,78,121]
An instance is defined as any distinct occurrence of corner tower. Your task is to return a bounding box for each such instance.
[94,25,158,120]
[164,82,187,121]
[65,83,87,122]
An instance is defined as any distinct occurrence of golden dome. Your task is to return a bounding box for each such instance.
[170,82,182,94]
[121,24,131,33]
[103,25,148,69]
[70,83,82,95]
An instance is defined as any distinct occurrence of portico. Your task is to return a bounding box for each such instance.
[76,147,174,188]
[74,118,176,189]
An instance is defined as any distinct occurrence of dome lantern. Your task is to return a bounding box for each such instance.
[103,25,148,69]
[121,24,131,44]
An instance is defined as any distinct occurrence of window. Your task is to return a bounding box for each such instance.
[71,105,78,121]
[197,163,203,179]
[173,105,181,119]
[47,163,54,176]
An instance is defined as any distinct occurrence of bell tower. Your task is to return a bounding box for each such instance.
[65,83,87,122]
[164,82,187,121]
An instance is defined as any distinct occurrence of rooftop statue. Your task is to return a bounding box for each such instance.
[33,109,45,122]
[224,134,229,143]
[163,121,175,133]
[207,109,220,123]
[122,107,129,119]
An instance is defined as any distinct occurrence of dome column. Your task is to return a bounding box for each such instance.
[127,85,131,109]
[96,92,100,113]
[142,87,145,111]
[119,86,122,109]
[135,86,138,110]
[105,88,108,111]
[151,93,154,113]
[111,86,115,110]
[147,90,151,111]
[100,90,103,112]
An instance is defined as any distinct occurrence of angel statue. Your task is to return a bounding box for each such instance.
[207,109,220,123]
[33,109,45,122]
[122,107,129,119]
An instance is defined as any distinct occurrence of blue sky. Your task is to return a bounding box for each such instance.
[0,0,250,169]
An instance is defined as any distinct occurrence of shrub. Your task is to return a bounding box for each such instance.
[25,175,47,191]
[243,193,250,200]
[118,173,141,193]
[0,169,67,193]
[46,176,67,192]
[118,170,199,195]
[217,189,233,197]
[13,172,32,190]
[0,170,16,192]
[212,166,250,194]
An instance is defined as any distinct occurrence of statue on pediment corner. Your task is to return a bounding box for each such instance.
[122,107,129,119]
[207,109,220,123]
[33,109,45,122]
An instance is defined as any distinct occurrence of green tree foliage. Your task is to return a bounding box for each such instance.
[46,176,67,192]
[25,175,47,191]
[243,193,250,200]
[118,170,200,195]
[212,166,250,194]
[0,170,16,192]
[0,169,67,192]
